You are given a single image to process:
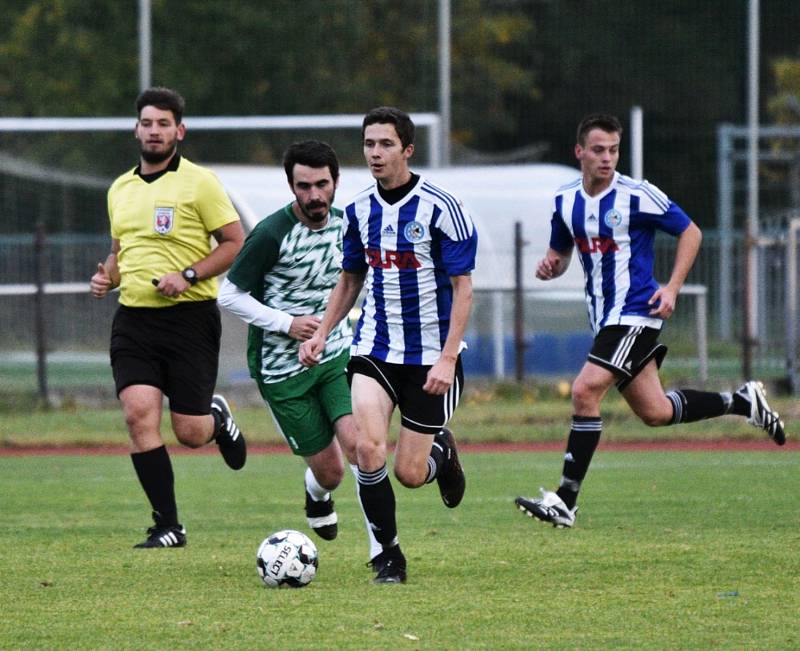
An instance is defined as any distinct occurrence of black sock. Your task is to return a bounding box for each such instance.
[730,390,751,417]
[666,389,732,424]
[425,435,447,484]
[131,445,179,527]
[356,465,397,547]
[211,409,223,439]
[555,416,602,510]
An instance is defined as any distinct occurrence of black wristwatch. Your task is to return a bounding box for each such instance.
[181,267,199,285]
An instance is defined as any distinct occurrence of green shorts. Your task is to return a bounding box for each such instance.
[257,350,352,457]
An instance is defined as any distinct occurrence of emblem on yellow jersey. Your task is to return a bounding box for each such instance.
[154,206,174,235]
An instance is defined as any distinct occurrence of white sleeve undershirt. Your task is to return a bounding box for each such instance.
[218,277,293,334]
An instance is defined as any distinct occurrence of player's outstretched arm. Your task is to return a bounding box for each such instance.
[218,277,297,333]
[648,221,702,319]
[535,247,572,281]
[299,270,364,367]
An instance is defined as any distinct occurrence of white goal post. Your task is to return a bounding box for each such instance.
[0,113,444,168]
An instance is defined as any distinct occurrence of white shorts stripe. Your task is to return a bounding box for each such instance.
[610,326,642,369]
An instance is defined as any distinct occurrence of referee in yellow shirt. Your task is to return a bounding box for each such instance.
[90,87,246,548]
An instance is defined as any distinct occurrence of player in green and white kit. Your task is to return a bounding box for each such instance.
[219,140,380,560]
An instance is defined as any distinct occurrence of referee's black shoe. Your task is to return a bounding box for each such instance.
[211,394,247,470]
[134,513,187,548]
[435,427,466,508]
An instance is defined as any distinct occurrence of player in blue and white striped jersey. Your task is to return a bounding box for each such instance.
[549,171,692,335]
[343,168,476,365]
[300,107,477,584]
[516,114,786,529]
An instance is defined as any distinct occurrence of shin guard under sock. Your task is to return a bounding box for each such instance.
[131,445,178,526]
[356,465,398,547]
[556,416,602,510]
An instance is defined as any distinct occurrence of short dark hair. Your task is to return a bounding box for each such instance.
[362,106,415,148]
[135,87,185,124]
[282,140,340,184]
[577,114,623,146]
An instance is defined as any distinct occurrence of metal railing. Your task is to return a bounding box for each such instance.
[3,225,797,402]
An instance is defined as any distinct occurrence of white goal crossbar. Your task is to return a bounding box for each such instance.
[0,113,443,167]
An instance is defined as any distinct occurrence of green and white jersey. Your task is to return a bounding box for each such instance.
[226,204,351,384]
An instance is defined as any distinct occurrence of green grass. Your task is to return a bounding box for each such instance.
[1,450,798,649]
[1,388,796,447]
[0,359,113,391]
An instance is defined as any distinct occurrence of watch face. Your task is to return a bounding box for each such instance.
[183,268,197,283]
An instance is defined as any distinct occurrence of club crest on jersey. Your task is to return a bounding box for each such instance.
[603,209,623,228]
[403,220,426,243]
[154,206,174,235]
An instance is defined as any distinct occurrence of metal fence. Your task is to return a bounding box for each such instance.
[0,225,795,401]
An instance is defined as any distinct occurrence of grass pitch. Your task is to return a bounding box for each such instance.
[1,388,797,448]
[2,448,797,649]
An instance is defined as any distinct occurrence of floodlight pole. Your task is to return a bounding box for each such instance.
[139,0,152,91]
[630,106,643,180]
[743,0,760,379]
[438,0,451,167]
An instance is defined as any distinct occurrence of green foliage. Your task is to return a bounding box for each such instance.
[768,56,800,124]
[2,451,798,648]
[1,1,800,227]
[0,0,138,116]
[0,0,537,172]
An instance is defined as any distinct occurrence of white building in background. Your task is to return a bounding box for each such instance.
[212,163,583,291]
[212,163,586,382]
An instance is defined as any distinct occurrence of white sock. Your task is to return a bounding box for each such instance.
[304,467,330,502]
[350,463,383,560]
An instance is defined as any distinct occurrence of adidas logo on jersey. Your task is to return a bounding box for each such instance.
[382,224,396,236]
[588,214,598,221]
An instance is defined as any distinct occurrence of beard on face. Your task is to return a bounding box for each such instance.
[140,139,178,164]
[300,196,334,223]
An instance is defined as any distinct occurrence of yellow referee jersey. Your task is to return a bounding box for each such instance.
[108,156,239,308]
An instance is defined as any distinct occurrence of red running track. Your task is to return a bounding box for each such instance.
[0,439,796,457]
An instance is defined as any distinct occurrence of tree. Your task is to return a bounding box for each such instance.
[0,1,538,169]
[768,56,800,124]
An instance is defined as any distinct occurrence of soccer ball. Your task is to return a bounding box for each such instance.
[256,529,318,588]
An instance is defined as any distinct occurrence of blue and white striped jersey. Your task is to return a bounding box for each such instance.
[549,172,691,334]
[342,176,478,365]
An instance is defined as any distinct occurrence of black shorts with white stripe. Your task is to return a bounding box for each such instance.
[586,325,668,392]
[346,354,464,435]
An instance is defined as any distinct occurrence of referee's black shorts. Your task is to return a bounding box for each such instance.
[346,354,464,435]
[110,300,221,415]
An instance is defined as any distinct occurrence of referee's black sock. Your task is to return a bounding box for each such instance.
[556,416,602,510]
[665,389,732,424]
[356,465,398,548]
[131,445,179,527]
